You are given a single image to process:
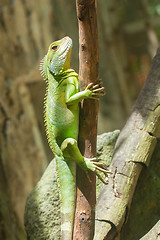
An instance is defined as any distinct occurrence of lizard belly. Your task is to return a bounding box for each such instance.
[46,102,79,146]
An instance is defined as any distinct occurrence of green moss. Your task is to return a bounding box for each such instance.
[24,159,61,240]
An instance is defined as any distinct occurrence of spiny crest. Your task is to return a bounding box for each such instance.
[40,55,47,81]
[44,125,57,153]
[43,86,48,111]
[43,109,50,143]
[39,55,46,69]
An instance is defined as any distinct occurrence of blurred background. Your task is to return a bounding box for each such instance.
[0,0,160,239]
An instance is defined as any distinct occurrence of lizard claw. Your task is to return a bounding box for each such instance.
[85,83,94,90]
[96,172,109,184]
[92,87,105,93]
[83,157,112,184]
[85,82,105,98]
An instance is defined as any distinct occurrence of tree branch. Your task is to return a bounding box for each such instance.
[94,48,160,239]
[74,0,99,239]
[140,220,160,240]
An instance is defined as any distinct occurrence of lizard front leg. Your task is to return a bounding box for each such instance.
[66,81,104,105]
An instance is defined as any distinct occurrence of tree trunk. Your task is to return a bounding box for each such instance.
[94,47,160,240]
[73,0,99,239]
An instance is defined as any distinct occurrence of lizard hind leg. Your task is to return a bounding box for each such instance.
[61,138,110,183]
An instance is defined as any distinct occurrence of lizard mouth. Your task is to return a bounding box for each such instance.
[58,37,72,60]
[61,37,72,55]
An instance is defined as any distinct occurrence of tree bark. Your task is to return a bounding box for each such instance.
[73,0,99,239]
[94,48,160,239]
[140,220,160,240]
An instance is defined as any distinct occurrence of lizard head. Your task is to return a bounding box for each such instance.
[47,36,72,76]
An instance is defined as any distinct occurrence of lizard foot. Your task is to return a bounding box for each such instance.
[83,157,112,184]
[85,82,105,100]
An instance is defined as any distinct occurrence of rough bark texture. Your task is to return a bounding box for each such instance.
[140,221,160,240]
[121,139,160,240]
[74,0,99,239]
[94,48,160,239]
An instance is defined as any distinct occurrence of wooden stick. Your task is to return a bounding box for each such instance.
[73,0,99,239]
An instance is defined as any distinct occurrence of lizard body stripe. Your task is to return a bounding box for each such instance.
[48,79,57,89]
[46,108,72,126]
[49,117,72,126]
[48,93,66,111]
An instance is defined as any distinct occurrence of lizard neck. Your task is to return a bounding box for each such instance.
[51,68,74,82]
[47,69,76,93]
[62,54,71,71]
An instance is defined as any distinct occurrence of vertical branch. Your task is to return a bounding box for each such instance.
[74,0,99,239]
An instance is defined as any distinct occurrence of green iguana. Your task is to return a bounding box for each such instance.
[40,36,108,240]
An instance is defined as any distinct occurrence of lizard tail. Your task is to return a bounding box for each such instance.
[56,156,76,240]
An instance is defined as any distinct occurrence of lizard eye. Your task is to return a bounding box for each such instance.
[52,45,58,51]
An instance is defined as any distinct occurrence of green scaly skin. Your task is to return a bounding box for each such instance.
[40,36,107,240]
